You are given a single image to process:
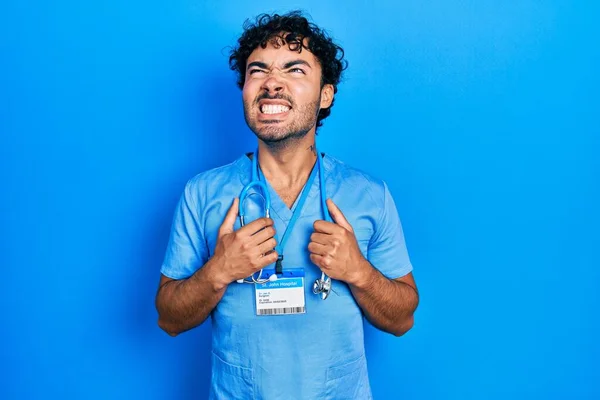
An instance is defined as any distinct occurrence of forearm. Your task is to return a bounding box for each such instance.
[349,261,419,336]
[156,257,229,336]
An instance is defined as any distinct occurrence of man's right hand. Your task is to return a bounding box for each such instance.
[211,197,278,286]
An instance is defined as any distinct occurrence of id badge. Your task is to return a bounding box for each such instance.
[255,268,306,316]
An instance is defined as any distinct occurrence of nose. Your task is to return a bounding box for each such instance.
[260,73,284,94]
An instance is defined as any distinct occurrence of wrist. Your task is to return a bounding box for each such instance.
[348,258,375,289]
[202,256,231,292]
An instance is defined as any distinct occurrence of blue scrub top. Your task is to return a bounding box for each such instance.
[161,153,413,400]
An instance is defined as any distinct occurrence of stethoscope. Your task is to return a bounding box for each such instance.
[236,149,333,300]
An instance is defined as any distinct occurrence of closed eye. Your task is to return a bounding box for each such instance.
[289,68,306,74]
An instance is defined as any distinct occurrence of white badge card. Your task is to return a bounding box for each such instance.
[255,268,306,316]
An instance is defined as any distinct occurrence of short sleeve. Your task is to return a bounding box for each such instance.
[160,179,209,280]
[367,182,413,279]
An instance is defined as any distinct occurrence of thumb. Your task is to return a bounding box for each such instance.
[326,199,353,232]
[219,197,239,235]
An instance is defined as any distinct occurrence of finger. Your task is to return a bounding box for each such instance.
[308,241,328,256]
[219,198,239,235]
[256,238,277,255]
[310,253,332,269]
[257,250,279,269]
[327,199,353,232]
[239,217,274,236]
[248,225,276,246]
[310,232,332,246]
[313,219,339,234]
[310,253,321,268]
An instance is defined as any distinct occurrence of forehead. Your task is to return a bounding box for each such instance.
[246,37,320,68]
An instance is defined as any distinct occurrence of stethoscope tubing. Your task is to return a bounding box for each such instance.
[237,181,273,284]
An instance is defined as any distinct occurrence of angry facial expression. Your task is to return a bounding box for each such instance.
[242,37,334,144]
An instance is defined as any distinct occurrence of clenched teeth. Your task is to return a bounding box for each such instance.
[260,104,290,114]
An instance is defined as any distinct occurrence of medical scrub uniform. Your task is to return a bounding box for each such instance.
[161,153,413,400]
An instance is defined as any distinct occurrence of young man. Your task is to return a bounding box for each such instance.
[156,11,419,399]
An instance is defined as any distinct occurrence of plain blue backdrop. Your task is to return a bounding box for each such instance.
[1,1,598,399]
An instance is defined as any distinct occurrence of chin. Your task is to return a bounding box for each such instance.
[244,110,316,145]
[254,125,313,146]
[254,126,293,142]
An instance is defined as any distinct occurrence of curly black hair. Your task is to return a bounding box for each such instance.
[229,11,348,129]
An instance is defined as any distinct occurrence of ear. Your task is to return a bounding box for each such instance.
[320,84,334,109]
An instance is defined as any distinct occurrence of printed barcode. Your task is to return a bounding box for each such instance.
[258,307,305,315]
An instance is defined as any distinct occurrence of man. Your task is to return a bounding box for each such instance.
[156,11,419,399]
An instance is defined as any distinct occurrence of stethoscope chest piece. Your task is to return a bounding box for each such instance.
[312,277,332,300]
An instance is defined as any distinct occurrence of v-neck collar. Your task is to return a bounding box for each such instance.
[236,152,329,223]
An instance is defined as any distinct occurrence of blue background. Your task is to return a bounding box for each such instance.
[2,1,598,399]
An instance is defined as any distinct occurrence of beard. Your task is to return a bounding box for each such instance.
[243,94,321,146]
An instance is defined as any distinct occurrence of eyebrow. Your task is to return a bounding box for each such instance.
[283,60,312,69]
[247,61,269,70]
[246,59,313,71]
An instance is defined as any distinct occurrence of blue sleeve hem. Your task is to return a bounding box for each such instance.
[160,264,195,280]
[385,263,414,280]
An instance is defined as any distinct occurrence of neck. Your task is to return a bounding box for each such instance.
[256,134,318,188]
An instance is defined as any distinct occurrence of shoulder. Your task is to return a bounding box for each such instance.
[325,154,388,206]
[181,155,246,204]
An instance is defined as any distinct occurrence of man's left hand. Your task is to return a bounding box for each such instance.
[308,199,370,285]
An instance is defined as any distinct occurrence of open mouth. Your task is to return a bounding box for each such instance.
[257,100,292,119]
[260,104,291,115]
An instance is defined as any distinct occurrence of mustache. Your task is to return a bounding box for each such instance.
[255,92,294,107]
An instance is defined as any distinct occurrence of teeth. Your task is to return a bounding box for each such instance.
[261,104,290,114]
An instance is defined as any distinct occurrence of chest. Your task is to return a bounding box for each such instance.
[270,183,304,209]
